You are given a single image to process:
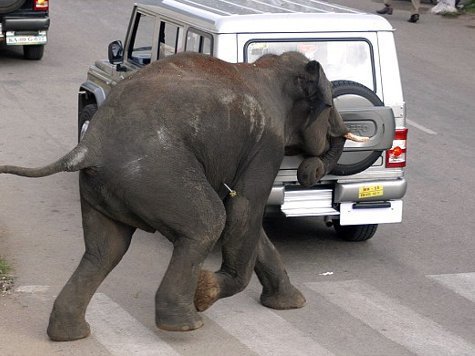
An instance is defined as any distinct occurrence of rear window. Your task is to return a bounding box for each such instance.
[245,39,375,91]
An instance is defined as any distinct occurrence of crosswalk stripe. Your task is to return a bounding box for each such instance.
[15,285,50,293]
[86,293,181,356]
[306,280,475,356]
[204,293,335,356]
[428,272,475,302]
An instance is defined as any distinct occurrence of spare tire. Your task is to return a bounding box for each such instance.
[0,0,25,13]
[330,80,385,176]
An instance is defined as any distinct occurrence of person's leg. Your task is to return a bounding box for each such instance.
[408,0,420,22]
[377,0,393,15]
[411,0,420,14]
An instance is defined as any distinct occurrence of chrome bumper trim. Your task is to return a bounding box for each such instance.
[334,178,407,203]
[280,189,338,217]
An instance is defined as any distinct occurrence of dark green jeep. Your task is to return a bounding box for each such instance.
[0,0,49,59]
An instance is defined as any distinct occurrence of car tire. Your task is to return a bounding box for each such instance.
[333,220,378,242]
[23,45,44,60]
[0,0,25,13]
[330,80,385,176]
[78,104,97,142]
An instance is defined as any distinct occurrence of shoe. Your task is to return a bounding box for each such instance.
[408,14,419,23]
[377,5,393,15]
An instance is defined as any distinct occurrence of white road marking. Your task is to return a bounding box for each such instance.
[86,293,180,356]
[428,272,475,303]
[407,119,438,135]
[306,280,475,356]
[205,293,335,356]
[15,285,50,293]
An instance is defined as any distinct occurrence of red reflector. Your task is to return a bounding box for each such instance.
[34,0,49,11]
[392,146,403,157]
[386,128,408,168]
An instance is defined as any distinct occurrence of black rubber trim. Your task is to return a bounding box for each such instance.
[3,17,50,31]
[333,221,378,242]
[78,104,97,142]
[352,201,392,209]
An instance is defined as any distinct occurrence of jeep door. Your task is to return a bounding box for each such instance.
[238,33,396,178]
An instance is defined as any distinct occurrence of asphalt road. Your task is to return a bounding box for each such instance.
[1,1,474,355]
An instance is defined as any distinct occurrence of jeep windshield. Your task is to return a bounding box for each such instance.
[246,40,375,91]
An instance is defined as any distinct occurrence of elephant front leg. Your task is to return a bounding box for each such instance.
[193,199,305,312]
[47,198,135,341]
[254,230,306,310]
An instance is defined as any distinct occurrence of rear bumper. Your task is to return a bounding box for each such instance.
[0,16,49,45]
[2,16,50,31]
[267,178,407,219]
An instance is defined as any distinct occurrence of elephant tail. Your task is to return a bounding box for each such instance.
[0,145,92,178]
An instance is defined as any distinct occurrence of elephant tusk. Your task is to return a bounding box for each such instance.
[344,132,370,142]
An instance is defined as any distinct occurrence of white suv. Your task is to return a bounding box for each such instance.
[78,0,408,241]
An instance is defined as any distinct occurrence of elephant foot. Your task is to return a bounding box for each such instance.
[194,269,220,312]
[47,315,91,341]
[260,285,306,310]
[156,309,204,332]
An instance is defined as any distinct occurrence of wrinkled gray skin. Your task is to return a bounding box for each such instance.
[0,52,348,340]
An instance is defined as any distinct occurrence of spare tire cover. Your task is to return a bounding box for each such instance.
[0,0,26,14]
[330,80,386,176]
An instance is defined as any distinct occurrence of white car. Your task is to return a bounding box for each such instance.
[78,0,408,241]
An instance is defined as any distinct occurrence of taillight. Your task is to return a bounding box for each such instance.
[34,0,49,11]
[386,128,408,168]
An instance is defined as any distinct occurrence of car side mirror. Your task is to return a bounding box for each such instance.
[108,40,124,65]
[108,40,127,72]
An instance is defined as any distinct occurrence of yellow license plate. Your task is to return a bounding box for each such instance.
[359,185,384,199]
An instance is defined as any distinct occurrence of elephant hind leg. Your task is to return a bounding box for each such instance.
[194,195,260,312]
[193,196,251,312]
[155,234,226,331]
[255,230,306,310]
[146,181,226,331]
[47,198,135,341]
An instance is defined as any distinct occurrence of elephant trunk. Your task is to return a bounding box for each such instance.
[297,136,346,188]
[321,136,346,174]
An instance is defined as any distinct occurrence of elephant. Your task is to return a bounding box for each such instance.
[0,51,364,341]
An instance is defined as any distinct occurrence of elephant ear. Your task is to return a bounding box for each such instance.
[304,60,333,107]
[304,60,348,137]
[300,106,349,156]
